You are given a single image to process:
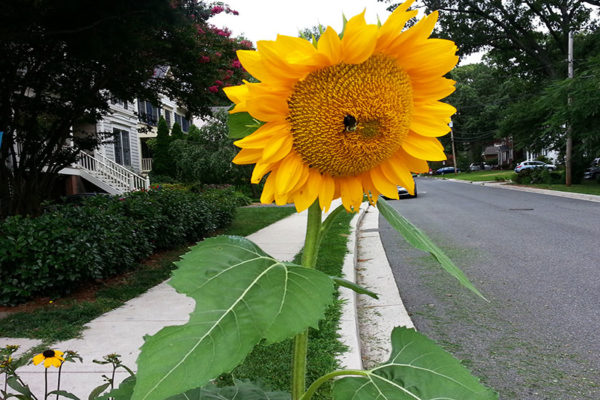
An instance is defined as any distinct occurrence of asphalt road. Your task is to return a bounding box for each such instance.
[379,178,600,399]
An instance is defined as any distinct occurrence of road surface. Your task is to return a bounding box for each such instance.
[379,178,600,399]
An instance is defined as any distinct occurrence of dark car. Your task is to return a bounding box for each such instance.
[436,166,459,175]
[583,158,600,180]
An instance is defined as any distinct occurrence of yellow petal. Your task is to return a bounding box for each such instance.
[413,77,456,102]
[393,148,430,173]
[370,166,399,199]
[233,148,262,165]
[275,153,305,195]
[262,133,293,162]
[339,177,363,211]
[361,172,380,205]
[383,11,438,58]
[342,11,378,64]
[402,133,446,161]
[234,120,289,149]
[380,159,415,194]
[260,173,276,204]
[291,169,321,212]
[318,174,336,212]
[400,39,458,79]
[251,160,276,184]
[410,102,455,137]
[245,84,290,122]
[33,354,44,366]
[316,27,343,65]
[223,84,249,112]
[377,0,418,52]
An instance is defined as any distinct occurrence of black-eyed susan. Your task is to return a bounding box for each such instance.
[225,0,458,212]
[33,349,64,368]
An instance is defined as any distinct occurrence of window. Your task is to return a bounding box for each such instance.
[137,100,160,126]
[174,113,182,127]
[164,110,171,127]
[181,116,189,132]
[113,128,131,166]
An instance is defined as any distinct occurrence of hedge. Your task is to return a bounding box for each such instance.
[0,187,246,306]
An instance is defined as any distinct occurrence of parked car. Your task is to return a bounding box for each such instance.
[382,183,417,199]
[436,166,460,175]
[469,163,492,171]
[514,160,556,173]
[583,158,600,180]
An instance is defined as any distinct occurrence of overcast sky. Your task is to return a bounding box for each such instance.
[210,0,393,44]
[209,0,480,64]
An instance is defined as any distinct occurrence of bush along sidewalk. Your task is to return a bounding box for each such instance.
[0,187,247,306]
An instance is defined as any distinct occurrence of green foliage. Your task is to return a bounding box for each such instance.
[0,188,241,305]
[171,122,184,141]
[151,117,174,177]
[133,236,335,400]
[512,169,564,185]
[0,0,252,217]
[227,111,264,139]
[377,198,485,300]
[332,327,497,400]
[170,111,254,187]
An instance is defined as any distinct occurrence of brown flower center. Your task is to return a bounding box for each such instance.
[287,54,413,177]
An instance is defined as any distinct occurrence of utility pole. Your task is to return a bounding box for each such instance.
[449,120,458,173]
[566,30,574,186]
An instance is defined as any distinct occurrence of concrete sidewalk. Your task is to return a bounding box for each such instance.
[1,199,410,398]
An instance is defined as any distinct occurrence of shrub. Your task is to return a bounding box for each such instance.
[0,188,239,305]
[513,168,563,184]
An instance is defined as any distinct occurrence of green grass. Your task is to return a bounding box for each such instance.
[517,181,600,196]
[439,170,515,182]
[223,205,296,236]
[0,205,297,344]
[220,210,355,400]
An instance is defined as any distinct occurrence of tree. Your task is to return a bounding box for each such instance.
[391,0,599,80]
[444,63,509,161]
[171,122,185,141]
[0,0,252,217]
[151,117,174,178]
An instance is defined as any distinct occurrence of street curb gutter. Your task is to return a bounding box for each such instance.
[336,202,368,370]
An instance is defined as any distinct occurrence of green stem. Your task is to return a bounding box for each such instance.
[291,200,322,400]
[44,368,48,400]
[300,370,368,400]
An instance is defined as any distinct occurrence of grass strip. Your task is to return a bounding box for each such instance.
[220,209,355,400]
[223,205,296,236]
[0,205,297,344]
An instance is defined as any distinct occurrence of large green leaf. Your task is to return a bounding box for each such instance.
[133,236,334,400]
[377,198,486,300]
[333,327,497,400]
[168,380,290,400]
[227,111,263,139]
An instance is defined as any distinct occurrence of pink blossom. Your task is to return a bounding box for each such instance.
[231,59,242,68]
[196,26,205,35]
[231,10,239,15]
[211,5,224,14]
[199,55,210,63]
[240,40,253,49]
[215,51,222,57]
[208,85,219,93]
[215,80,224,86]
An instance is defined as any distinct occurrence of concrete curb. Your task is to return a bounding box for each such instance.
[336,202,369,370]
[354,206,414,369]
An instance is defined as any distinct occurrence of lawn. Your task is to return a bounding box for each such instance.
[437,170,515,182]
[517,181,600,196]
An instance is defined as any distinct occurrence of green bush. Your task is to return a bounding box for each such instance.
[512,168,563,184]
[0,188,242,305]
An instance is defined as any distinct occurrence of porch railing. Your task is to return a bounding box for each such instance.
[76,152,149,192]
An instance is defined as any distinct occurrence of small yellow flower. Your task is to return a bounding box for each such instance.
[225,0,458,212]
[33,350,64,368]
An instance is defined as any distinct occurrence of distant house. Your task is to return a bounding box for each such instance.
[482,138,515,168]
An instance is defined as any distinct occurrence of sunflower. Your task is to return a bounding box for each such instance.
[33,350,64,368]
[225,0,458,212]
